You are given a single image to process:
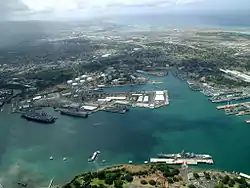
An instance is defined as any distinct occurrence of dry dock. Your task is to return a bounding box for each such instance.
[150,158,214,165]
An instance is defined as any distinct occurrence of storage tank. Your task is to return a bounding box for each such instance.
[67,80,73,84]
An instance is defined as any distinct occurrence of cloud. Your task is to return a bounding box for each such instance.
[0,0,29,19]
[1,0,250,20]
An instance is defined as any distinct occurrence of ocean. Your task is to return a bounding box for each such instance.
[0,73,250,186]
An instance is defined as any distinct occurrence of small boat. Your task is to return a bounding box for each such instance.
[88,151,101,162]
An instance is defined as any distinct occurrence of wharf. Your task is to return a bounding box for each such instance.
[212,96,250,103]
[236,111,250,116]
[150,158,214,165]
[216,102,250,110]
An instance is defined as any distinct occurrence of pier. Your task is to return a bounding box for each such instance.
[150,158,214,165]
[216,102,250,110]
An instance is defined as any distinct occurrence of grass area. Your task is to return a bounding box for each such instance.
[91,178,105,186]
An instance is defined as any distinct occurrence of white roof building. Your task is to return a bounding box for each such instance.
[143,96,149,102]
[155,95,164,101]
[137,96,143,102]
[106,96,126,100]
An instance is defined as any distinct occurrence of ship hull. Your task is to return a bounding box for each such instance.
[21,115,55,124]
[60,111,88,118]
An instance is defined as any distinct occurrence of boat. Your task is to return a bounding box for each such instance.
[104,106,129,114]
[157,150,212,159]
[60,109,88,118]
[88,151,101,162]
[21,111,57,124]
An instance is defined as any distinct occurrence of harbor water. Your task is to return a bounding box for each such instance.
[0,73,250,186]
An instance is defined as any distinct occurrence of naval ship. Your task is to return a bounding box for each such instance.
[21,111,57,124]
[60,109,88,118]
[157,150,212,159]
[104,106,129,114]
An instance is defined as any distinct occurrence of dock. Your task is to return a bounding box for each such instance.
[150,158,214,165]
[48,178,54,188]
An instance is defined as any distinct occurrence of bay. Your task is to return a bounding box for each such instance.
[0,73,250,186]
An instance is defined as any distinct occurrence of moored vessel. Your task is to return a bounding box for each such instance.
[60,109,88,118]
[21,111,57,124]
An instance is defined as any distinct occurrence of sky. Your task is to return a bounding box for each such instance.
[1,0,250,20]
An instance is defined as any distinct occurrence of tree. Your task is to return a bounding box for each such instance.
[172,168,180,176]
[173,176,179,182]
[228,179,235,187]
[222,175,230,184]
[124,174,133,182]
[97,171,106,180]
[214,183,225,188]
[193,173,200,179]
[188,184,196,188]
[204,172,211,180]
[105,174,114,185]
[238,184,248,188]
[167,177,174,184]
[114,179,123,188]
[140,180,148,185]
[234,177,248,186]
[149,180,156,186]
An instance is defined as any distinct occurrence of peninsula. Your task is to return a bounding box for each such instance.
[62,164,250,188]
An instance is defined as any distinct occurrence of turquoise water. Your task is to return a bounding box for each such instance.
[1,73,250,186]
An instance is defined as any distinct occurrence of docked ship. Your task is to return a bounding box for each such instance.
[88,151,101,162]
[104,106,129,114]
[60,109,88,118]
[157,150,212,159]
[21,111,57,124]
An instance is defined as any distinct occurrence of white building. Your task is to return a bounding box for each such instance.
[137,96,143,102]
[155,95,164,101]
[143,96,149,102]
